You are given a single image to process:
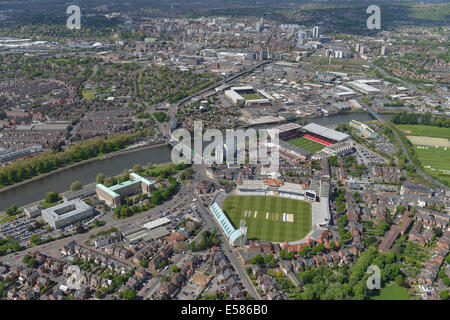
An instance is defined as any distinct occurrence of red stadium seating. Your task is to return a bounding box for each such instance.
[303,133,334,146]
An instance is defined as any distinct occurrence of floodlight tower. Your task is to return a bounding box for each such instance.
[239,219,247,247]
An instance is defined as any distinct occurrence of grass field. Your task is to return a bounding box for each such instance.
[396,125,450,139]
[414,145,450,185]
[374,283,410,300]
[406,136,450,147]
[240,93,262,100]
[287,136,326,153]
[222,195,312,242]
[82,89,96,100]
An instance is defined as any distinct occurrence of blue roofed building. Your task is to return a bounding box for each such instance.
[209,202,245,246]
[96,172,155,208]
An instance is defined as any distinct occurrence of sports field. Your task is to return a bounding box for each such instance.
[414,145,450,185]
[396,125,450,139]
[240,93,262,100]
[222,195,312,242]
[287,136,326,153]
[374,283,409,300]
[406,136,450,147]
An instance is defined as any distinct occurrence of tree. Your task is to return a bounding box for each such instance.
[311,243,325,255]
[329,241,336,250]
[139,259,148,268]
[395,274,404,287]
[298,271,312,284]
[6,205,18,216]
[189,240,196,252]
[299,246,310,257]
[439,290,448,300]
[22,254,36,267]
[119,207,130,218]
[395,205,406,215]
[170,265,180,273]
[286,252,295,260]
[264,254,276,267]
[120,170,130,182]
[45,191,59,204]
[70,180,83,191]
[133,164,142,172]
[104,177,115,187]
[96,173,105,184]
[279,250,286,260]
[249,254,263,265]
[29,234,41,246]
[433,227,443,239]
[121,289,135,300]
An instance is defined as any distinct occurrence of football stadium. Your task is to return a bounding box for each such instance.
[270,122,350,162]
[224,86,274,106]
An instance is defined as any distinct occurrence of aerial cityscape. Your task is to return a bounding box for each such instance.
[0,0,448,305]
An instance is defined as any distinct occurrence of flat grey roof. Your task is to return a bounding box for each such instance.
[302,123,349,142]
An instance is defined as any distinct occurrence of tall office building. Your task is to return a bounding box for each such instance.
[312,26,322,38]
[381,45,386,56]
[355,43,360,52]
[360,46,366,55]
[257,17,264,32]
[297,30,309,47]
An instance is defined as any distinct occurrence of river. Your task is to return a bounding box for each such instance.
[0,112,393,211]
[0,145,172,211]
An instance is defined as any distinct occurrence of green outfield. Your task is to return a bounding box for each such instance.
[414,145,450,185]
[240,93,262,100]
[396,125,450,139]
[287,136,326,153]
[222,195,312,242]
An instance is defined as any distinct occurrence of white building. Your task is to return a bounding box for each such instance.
[41,198,93,229]
[312,26,322,38]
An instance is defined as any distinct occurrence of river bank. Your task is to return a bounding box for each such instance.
[0,141,167,194]
[0,143,172,211]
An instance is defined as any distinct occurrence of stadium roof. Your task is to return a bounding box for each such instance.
[271,123,301,134]
[209,202,243,246]
[279,140,312,157]
[302,123,349,142]
[230,86,255,91]
[278,182,305,194]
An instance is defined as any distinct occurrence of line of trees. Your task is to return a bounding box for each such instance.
[391,112,450,127]
[0,130,149,188]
